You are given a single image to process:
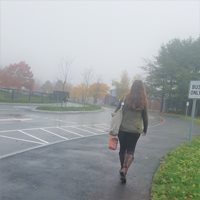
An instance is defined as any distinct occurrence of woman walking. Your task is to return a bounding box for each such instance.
[116,80,148,184]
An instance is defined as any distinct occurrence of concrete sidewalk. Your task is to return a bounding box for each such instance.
[0,116,199,200]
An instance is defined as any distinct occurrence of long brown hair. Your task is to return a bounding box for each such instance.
[125,80,147,110]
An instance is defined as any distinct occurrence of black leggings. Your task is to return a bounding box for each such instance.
[118,131,140,155]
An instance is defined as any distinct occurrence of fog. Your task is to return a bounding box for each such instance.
[0,0,199,86]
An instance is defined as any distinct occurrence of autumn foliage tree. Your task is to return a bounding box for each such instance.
[112,71,130,99]
[70,84,83,102]
[70,82,109,104]
[0,61,34,90]
[89,82,110,103]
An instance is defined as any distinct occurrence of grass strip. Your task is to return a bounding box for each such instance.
[151,136,200,200]
[36,104,101,112]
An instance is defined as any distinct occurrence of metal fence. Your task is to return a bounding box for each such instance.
[0,88,65,104]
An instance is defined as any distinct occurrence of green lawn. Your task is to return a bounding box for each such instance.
[151,136,200,200]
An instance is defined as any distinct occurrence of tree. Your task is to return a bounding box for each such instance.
[0,61,34,90]
[70,85,81,101]
[54,80,64,91]
[144,37,200,114]
[112,71,130,99]
[33,79,42,91]
[81,68,93,103]
[70,83,86,103]
[89,81,110,103]
[58,59,72,92]
[41,80,53,93]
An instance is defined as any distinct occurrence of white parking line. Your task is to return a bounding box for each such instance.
[70,126,98,135]
[94,124,109,128]
[0,124,108,146]
[18,130,49,144]
[93,123,109,128]
[57,127,84,137]
[81,125,105,133]
[93,124,109,131]
[0,131,108,160]
[0,123,107,133]
[0,135,44,145]
[40,128,69,140]
[54,119,77,124]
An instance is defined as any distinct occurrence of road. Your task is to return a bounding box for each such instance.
[0,104,199,200]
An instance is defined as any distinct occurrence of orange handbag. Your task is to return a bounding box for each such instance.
[108,135,118,150]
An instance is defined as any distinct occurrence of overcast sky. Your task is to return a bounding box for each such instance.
[0,0,200,86]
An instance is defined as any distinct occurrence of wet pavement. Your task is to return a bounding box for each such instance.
[0,113,199,200]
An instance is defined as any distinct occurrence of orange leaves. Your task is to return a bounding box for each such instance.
[70,82,110,103]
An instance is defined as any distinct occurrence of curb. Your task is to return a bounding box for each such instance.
[31,107,105,114]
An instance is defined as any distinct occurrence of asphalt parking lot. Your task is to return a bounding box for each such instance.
[1,104,199,200]
[0,104,161,159]
[0,104,110,158]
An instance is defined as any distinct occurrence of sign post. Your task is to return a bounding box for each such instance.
[188,81,200,141]
[185,101,189,117]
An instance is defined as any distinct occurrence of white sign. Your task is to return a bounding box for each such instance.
[188,81,200,99]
